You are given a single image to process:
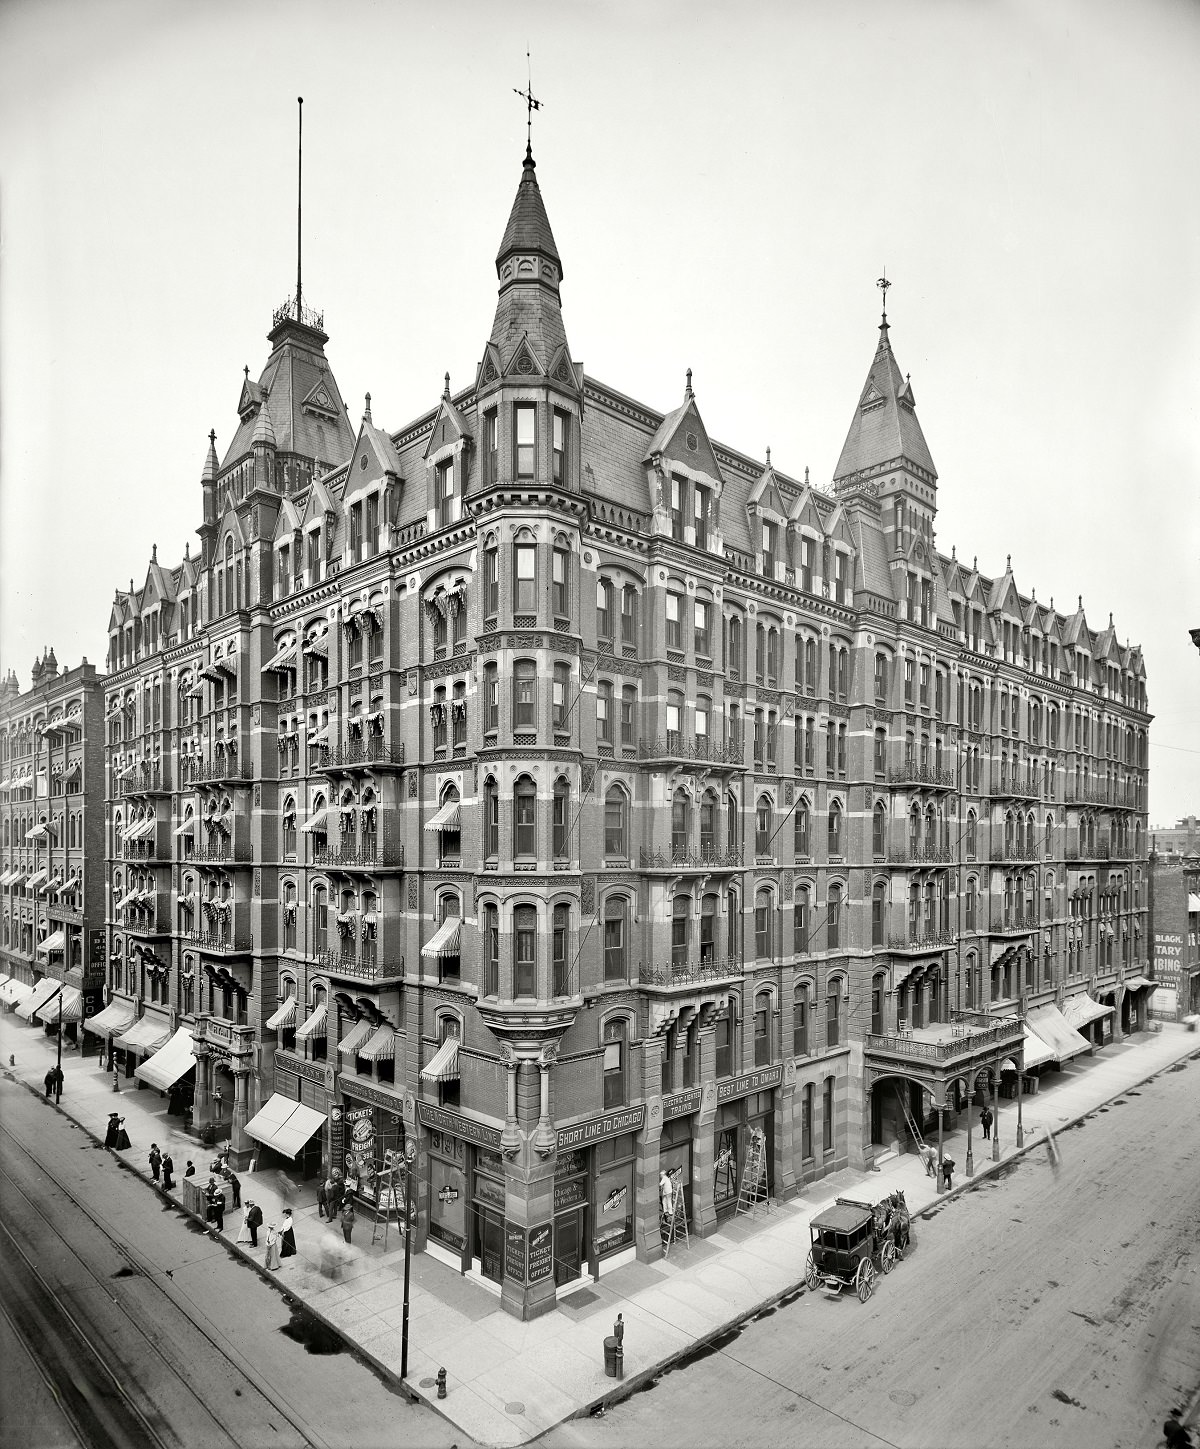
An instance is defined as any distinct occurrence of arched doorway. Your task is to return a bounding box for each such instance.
[211,1062,235,1139]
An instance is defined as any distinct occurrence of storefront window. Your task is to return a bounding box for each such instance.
[593,1134,635,1258]
[713,1120,739,1212]
[428,1131,467,1254]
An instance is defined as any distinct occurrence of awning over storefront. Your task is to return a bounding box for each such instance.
[16,976,65,1022]
[35,984,82,1024]
[1062,992,1114,1030]
[135,1027,197,1091]
[420,1036,461,1082]
[265,995,298,1031]
[337,1017,376,1056]
[424,797,461,833]
[244,1094,327,1158]
[1026,1003,1092,1063]
[421,917,462,957]
[36,930,66,957]
[1122,975,1154,993]
[83,998,137,1038]
[359,1024,396,1061]
[295,1002,327,1041]
[0,978,34,1008]
[1003,1021,1054,1072]
[114,1013,172,1054]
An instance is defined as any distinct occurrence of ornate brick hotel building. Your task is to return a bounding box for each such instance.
[97,143,1151,1318]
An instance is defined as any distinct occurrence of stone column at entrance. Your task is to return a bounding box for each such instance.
[230,1067,250,1161]
[193,1047,213,1128]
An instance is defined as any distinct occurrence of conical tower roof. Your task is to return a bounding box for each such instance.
[833,318,937,483]
[496,145,562,278]
[488,146,568,367]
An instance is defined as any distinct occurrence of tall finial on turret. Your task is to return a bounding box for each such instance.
[685,368,693,400]
[444,371,451,400]
[363,392,372,424]
[296,97,304,320]
[513,49,542,164]
[877,269,891,344]
[765,446,771,468]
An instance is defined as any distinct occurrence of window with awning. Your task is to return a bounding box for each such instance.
[420,1036,461,1082]
[1026,1003,1091,1063]
[114,1014,172,1054]
[25,824,49,843]
[308,721,334,747]
[359,1023,396,1061]
[301,806,332,834]
[35,929,65,956]
[35,983,81,1023]
[16,976,65,1021]
[266,995,298,1031]
[295,1002,328,1041]
[26,869,49,891]
[1062,992,1113,1030]
[424,797,461,833]
[262,637,298,673]
[421,916,462,957]
[337,1017,376,1056]
[303,627,330,658]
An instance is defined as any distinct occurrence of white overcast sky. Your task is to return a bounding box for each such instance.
[1,0,1197,822]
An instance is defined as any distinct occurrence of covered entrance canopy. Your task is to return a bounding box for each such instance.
[1026,1003,1091,1063]
[16,975,65,1022]
[244,1094,327,1159]
[135,1026,197,1091]
[1122,975,1154,993]
[865,1009,1027,1109]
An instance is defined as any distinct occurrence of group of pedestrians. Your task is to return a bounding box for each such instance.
[316,1169,357,1244]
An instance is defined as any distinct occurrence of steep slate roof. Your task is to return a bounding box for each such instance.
[489,149,569,369]
[853,514,894,597]
[833,321,938,482]
[496,146,562,276]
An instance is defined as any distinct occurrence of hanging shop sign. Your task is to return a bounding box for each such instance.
[555,1104,646,1152]
[716,1065,782,1105]
[418,1101,503,1150]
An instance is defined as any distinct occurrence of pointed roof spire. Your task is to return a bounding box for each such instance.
[496,142,561,277]
[490,140,568,367]
[804,466,810,486]
[252,389,277,449]
[877,270,891,348]
[202,430,219,484]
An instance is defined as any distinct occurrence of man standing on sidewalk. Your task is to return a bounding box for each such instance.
[980,1105,993,1140]
[44,1067,55,1099]
[148,1144,162,1183]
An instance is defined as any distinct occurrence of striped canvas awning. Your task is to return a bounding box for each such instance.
[83,998,137,1038]
[114,1013,172,1054]
[262,638,297,672]
[420,1036,461,1082]
[16,976,65,1022]
[424,797,461,833]
[244,1094,327,1159]
[1062,992,1113,1030]
[35,983,82,1023]
[421,916,462,958]
[266,995,298,1031]
[35,929,66,956]
[0,978,34,1008]
[174,816,196,836]
[295,1002,328,1041]
[135,1027,197,1091]
[358,1023,396,1061]
[300,806,332,834]
[337,1017,376,1057]
[26,869,49,891]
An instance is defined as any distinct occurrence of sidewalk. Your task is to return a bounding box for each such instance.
[3,1012,1195,1448]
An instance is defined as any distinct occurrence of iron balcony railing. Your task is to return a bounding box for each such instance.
[638,846,744,871]
[889,928,958,952]
[867,1010,1025,1061]
[641,954,743,989]
[315,738,406,771]
[888,764,956,789]
[184,931,254,955]
[314,945,404,980]
[1065,783,1141,808]
[185,760,253,786]
[989,778,1040,801]
[993,913,1038,934]
[637,735,743,766]
[313,840,404,869]
[1065,841,1111,861]
[187,845,253,865]
[117,767,171,796]
[997,845,1042,863]
[889,845,955,865]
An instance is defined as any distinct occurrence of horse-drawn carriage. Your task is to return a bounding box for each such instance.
[804,1191,911,1302]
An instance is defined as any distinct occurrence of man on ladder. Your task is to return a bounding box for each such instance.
[660,1167,689,1255]
[735,1126,771,1215]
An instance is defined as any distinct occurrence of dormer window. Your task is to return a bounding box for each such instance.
[762,520,777,578]
[350,502,363,562]
[552,409,567,485]
[365,493,379,556]
[800,536,814,594]
[306,527,322,585]
[694,484,710,550]
[278,544,291,598]
[436,459,459,530]
[834,552,849,606]
[670,476,685,542]
[483,410,499,486]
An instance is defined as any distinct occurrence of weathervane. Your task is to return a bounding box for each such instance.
[513,49,542,153]
[877,269,891,324]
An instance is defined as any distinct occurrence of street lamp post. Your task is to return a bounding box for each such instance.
[400,1135,417,1380]
[55,990,63,1100]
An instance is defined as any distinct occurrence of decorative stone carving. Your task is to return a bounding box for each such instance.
[581,875,596,915]
[408,877,418,910]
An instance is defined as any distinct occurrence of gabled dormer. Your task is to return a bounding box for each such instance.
[423,377,472,534]
[746,449,789,582]
[297,475,339,588]
[340,395,402,566]
[644,373,724,555]
[788,480,826,595]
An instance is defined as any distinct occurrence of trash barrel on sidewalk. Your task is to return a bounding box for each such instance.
[603,1335,620,1377]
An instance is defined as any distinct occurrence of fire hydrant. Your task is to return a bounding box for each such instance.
[436,1367,447,1399]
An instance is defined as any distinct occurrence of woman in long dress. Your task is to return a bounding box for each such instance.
[264,1224,282,1270]
[235,1207,252,1245]
[114,1118,132,1151]
[279,1207,296,1259]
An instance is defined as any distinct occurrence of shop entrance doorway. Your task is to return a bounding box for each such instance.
[475,1208,503,1284]
[554,1208,584,1286]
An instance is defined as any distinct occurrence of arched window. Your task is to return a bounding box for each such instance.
[715,996,737,1077]
[727,790,740,851]
[700,792,717,856]
[871,973,886,1035]
[671,893,691,967]
[965,876,977,932]
[826,976,843,1049]
[513,530,537,612]
[754,989,773,1066]
[727,614,742,677]
[513,904,537,997]
[794,885,810,955]
[604,786,627,860]
[755,795,772,857]
[484,776,499,858]
[482,904,500,996]
[871,880,886,946]
[312,884,328,952]
[909,805,921,855]
[827,800,842,857]
[552,904,569,996]
[603,895,628,982]
[553,777,570,859]
[282,796,296,857]
[596,577,613,640]
[621,584,638,648]
[754,887,773,960]
[827,884,843,949]
[671,789,691,856]
[823,1076,835,1151]
[437,783,461,866]
[700,892,717,963]
[597,679,613,743]
[966,810,977,858]
[794,982,810,1056]
[552,662,570,729]
[873,801,887,858]
[602,1016,628,1109]
[513,775,536,859]
[794,798,809,858]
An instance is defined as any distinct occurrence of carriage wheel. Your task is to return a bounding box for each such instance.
[805,1251,819,1290]
[881,1240,897,1274]
[856,1257,876,1302]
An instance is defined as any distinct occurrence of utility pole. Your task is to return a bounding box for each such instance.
[400,1136,417,1379]
[55,989,63,1100]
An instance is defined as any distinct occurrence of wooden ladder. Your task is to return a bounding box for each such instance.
[735,1126,771,1216]
[369,1154,402,1248]
[661,1172,690,1256]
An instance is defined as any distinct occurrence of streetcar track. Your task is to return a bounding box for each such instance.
[0,1108,323,1449]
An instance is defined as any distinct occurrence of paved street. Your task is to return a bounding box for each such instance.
[545,1054,1200,1449]
[0,1071,462,1449]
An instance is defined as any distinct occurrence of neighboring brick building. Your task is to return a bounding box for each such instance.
[0,651,107,1037]
[98,142,1152,1319]
[1147,851,1200,1018]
